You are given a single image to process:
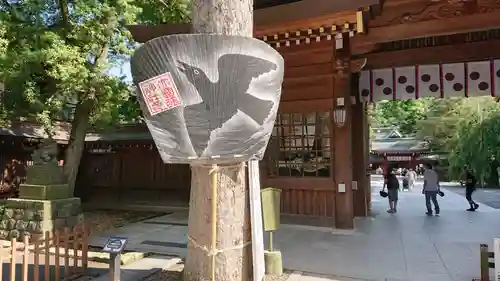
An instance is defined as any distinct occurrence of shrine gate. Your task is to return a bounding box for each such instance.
[128,0,500,229]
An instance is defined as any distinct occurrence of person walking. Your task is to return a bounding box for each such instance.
[383,169,400,213]
[423,163,440,216]
[464,168,479,211]
[407,168,416,190]
[402,175,409,191]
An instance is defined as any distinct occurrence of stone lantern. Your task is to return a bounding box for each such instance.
[0,139,84,240]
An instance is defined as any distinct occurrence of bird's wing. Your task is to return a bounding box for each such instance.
[217,54,277,90]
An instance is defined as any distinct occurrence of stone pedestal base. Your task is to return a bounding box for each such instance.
[20,183,72,200]
[0,197,84,240]
[264,250,283,276]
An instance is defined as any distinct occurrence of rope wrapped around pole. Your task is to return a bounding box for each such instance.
[188,162,248,281]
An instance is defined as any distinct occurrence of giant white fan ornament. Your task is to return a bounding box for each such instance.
[130,34,285,164]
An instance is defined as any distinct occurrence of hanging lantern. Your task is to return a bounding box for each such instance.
[333,97,346,128]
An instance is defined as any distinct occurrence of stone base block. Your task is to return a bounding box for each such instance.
[25,164,66,186]
[264,250,283,276]
[20,184,72,200]
[0,197,84,240]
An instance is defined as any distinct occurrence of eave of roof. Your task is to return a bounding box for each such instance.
[371,138,430,153]
[0,122,153,143]
[127,0,379,43]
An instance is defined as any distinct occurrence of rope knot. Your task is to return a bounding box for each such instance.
[209,164,220,175]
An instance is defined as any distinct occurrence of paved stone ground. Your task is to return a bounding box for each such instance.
[87,177,500,281]
[445,184,500,209]
[276,178,500,281]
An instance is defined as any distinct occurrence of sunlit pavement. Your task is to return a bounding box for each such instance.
[446,185,500,209]
[90,176,500,281]
[272,177,500,281]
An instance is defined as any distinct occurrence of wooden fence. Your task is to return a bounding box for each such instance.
[0,225,88,281]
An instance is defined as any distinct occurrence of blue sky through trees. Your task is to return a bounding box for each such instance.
[108,59,132,83]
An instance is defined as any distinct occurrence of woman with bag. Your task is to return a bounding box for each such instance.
[383,170,400,213]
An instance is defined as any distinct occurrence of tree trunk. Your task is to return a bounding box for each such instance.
[64,99,93,195]
[185,1,253,281]
[191,0,253,36]
[62,29,108,194]
[185,164,251,281]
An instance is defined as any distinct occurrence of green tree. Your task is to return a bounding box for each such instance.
[369,96,500,182]
[412,97,500,182]
[369,99,428,135]
[446,98,500,183]
[0,24,8,127]
[414,98,464,152]
[135,0,190,24]
[0,0,189,192]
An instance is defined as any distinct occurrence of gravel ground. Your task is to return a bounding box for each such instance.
[83,209,167,234]
[142,262,184,281]
[78,210,294,281]
[264,270,292,281]
[68,209,167,280]
[141,263,292,281]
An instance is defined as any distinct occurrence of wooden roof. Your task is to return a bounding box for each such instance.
[0,122,71,143]
[254,0,302,10]
[370,127,428,153]
[371,138,429,153]
[128,0,500,67]
[372,127,403,139]
[0,122,153,143]
[359,28,500,70]
[127,0,379,43]
[350,0,500,61]
[352,0,500,51]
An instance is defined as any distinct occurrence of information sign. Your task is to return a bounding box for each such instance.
[102,237,128,254]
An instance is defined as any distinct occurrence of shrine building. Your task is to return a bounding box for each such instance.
[369,127,431,172]
[3,0,500,230]
[125,0,500,229]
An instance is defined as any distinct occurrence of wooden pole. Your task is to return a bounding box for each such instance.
[10,238,16,281]
[211,165,218,281]
[0,243,3,281]
[333,33,354,229]
[82,225,88,272]
[34,235,40,281]
[64,228,70,279]
[22,235,29,281]
[73,226,79,274]
[44,231,50,281]
[55,230,60,281]
[269,231,273,252]
[480,244,490,281]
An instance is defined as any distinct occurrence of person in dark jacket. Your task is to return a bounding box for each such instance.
[464,168,479,211]
[383,170,400,213]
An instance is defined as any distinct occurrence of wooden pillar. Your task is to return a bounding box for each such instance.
[333,34,354,229]
[364,105,371,214]
[351,96,369,217]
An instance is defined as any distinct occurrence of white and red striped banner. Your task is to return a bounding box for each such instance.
[359,59,500,102]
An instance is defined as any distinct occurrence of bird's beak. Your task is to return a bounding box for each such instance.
[177,60,187,73]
